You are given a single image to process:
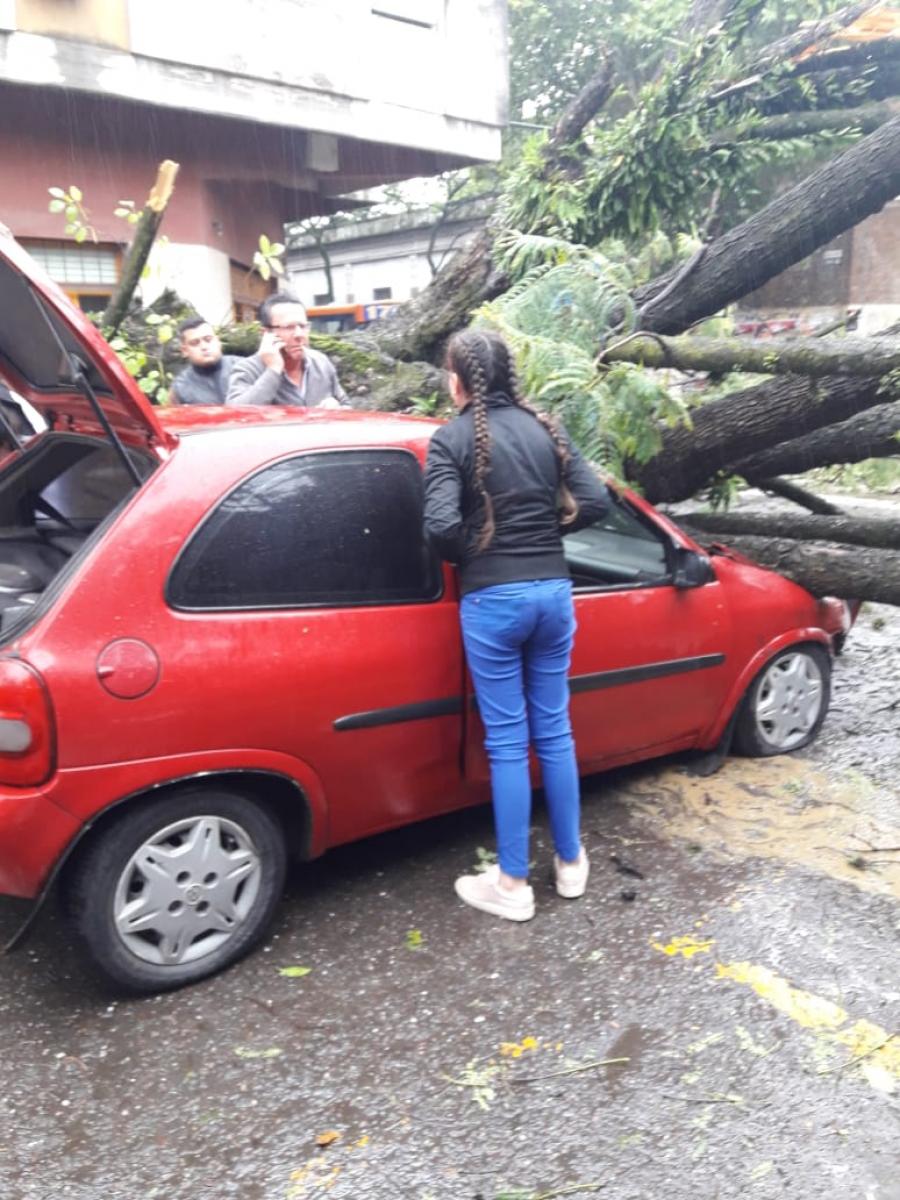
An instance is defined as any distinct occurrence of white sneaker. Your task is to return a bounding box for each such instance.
[454,864,535,922]
[554,848,589,899]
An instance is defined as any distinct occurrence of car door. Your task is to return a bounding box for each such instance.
[166,447,468,846]
[464,495,732,780]
[563,498,732,768]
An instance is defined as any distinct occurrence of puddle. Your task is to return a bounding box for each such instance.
[614,755,900,899]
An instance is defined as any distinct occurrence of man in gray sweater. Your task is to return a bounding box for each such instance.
[226,292,347,408]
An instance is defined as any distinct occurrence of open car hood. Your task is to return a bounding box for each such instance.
[0,227,172,450]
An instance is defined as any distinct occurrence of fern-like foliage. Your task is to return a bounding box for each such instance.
[476,251,692,481]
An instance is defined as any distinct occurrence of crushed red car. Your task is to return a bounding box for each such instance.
[0,230,853,992]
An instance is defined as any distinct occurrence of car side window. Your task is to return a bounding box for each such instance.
[168,449,441,610]
[563,499,670,589]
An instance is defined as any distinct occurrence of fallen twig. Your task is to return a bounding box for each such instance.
[510,1057,629,1084]
[660,1092,744,1104]
[817,1034,898,1076]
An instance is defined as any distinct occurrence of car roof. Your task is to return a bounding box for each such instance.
[158,405,444,454]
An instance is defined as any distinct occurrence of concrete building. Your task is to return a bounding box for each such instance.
[740,201,900,337]
[0,0,508,323]
[286,195,491,313]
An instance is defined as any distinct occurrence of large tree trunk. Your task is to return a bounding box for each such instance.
[680,530,900,605]
[680,510,900,549]
[731,399,900,478]
[634,375,888,503]
[632,115,900,334]
[363,61,616,364]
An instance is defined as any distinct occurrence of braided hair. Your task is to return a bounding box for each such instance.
[445,329,579,551]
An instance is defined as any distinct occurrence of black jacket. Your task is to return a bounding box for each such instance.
[423,392,610,595]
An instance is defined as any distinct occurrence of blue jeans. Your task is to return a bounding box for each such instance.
[460,578,581,879]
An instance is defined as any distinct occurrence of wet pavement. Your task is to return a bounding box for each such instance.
[1,607,897,1200]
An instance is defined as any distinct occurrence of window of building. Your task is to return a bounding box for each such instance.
[230,260,271,324]
[22,239,120,314]
[372,286,393,301]
[563,502,670,589]
[168,449,441,611]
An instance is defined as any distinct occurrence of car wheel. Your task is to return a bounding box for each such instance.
[66,789,287,994]
[733,643,831,757]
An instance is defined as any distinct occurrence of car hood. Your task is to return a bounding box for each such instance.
[0,226,172,450]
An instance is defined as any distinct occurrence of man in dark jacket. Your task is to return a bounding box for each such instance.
[170,317,236,406]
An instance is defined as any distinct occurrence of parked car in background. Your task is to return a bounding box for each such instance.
[0,229,853,993]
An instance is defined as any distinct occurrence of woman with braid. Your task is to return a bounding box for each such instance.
[424,329,610,921]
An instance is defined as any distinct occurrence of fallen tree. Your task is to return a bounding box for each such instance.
[677,528,900,605]
[679,510,900,549]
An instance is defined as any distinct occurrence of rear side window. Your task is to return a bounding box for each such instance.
[168,449,441,609]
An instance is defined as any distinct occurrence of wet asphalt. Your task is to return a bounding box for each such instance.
[0,608,898,1200]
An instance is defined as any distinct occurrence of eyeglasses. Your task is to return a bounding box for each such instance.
[268,322,310,333]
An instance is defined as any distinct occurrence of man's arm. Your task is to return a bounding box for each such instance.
[326,357,348,405]
[225,355,282,406]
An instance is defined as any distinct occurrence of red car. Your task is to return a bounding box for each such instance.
[0,231,851,992]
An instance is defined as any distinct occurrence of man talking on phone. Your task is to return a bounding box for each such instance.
[226,292,348,409]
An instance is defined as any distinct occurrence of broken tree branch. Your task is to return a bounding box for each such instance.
[102,160,179,336]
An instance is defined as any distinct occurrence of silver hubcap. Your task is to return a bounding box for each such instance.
[113,815,262,966]
[753,652,824,751]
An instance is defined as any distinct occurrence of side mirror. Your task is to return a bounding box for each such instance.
[672,546,715,589]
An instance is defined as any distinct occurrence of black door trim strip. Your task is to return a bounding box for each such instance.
[570,653,725,693]
[333,653,726,731]
[334,696,463,732]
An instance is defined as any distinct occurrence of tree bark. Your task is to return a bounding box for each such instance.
[680,530,900,605]
[632,116,900,334]
[753,477,844,514]
[732,398,900,478]
[634,375,888,503]
[604,332,900,377]
[363,60,617,364]
[102,161,179,335]
[680,509,900,549]
[719,100,899,141]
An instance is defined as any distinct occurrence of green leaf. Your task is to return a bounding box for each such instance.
[277,965,312,978]
[74,227,88,243]
[48,199,66,214]
[48,186,66,199]
[234,1046,283,1059]
[69,185,82,202]
[270,258,285,275]
[258,233,272,254]
[405,929,424,950]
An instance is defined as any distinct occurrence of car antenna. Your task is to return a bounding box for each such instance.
[30,289,143,489]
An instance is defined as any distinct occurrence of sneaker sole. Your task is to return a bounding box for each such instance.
[454,878,535,922]
[555,880,587,899]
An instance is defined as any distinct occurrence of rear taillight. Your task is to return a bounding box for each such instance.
[0,658,54,785]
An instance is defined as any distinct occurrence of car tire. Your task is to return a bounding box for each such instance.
[733,643,831,757]
[66,789,287,994]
